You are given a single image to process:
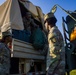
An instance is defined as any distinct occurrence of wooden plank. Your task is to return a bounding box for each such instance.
[13,51,45,60]
[13,39,34,49]
[11,39,45,60]
[13,45,41,54]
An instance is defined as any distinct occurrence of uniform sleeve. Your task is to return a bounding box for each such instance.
[49,32,57,43]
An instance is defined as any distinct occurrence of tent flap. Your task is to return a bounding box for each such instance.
[0,0,44,32]
[0,0,24,32]
[20,0,38,17]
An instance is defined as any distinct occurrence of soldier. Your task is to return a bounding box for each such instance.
[23,12,38,34]
[0,31,12,75]
[44,12,65,75]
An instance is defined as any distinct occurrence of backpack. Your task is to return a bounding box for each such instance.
[30,28,46,50]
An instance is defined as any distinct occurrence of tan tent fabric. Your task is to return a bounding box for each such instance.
[36,6,45,30]
[0,0,44,33]
[19,0,41,21]
[0,0,12,32]
[20,0,38,17]
[10,0,24,30]
[0,0,24,32]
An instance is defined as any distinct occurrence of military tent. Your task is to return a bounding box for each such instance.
[0,0,44,32]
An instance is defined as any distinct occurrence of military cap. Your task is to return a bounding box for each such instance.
[2,31,13,37]
[44,12,55,21]
[0,31,13,39]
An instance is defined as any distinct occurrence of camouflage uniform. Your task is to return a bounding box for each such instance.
[0,42,11,75]
[23,17,37,34]
[46,26,65,75]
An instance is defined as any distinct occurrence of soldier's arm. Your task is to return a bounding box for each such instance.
[31,19,38,28]
[49,32,57,43]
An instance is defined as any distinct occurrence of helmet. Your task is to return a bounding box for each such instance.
[44,12,55,21]
[0,31,13,39]
[2,31,12,37]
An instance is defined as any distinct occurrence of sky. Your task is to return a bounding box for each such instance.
[0,0,76,36]
[29,0,76,35]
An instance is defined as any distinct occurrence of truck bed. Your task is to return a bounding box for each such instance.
[11,38,45,60]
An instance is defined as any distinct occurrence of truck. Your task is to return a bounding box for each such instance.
[51,4,76,75]
[62,11,76,75]
[2,1,76,74]
[0,0,46,75]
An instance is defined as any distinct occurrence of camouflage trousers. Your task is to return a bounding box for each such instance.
[46,60,65,75]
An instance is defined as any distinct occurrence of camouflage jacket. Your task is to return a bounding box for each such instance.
[46,26,65,71]
[23,17,37,31]
[0,42,11,74]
